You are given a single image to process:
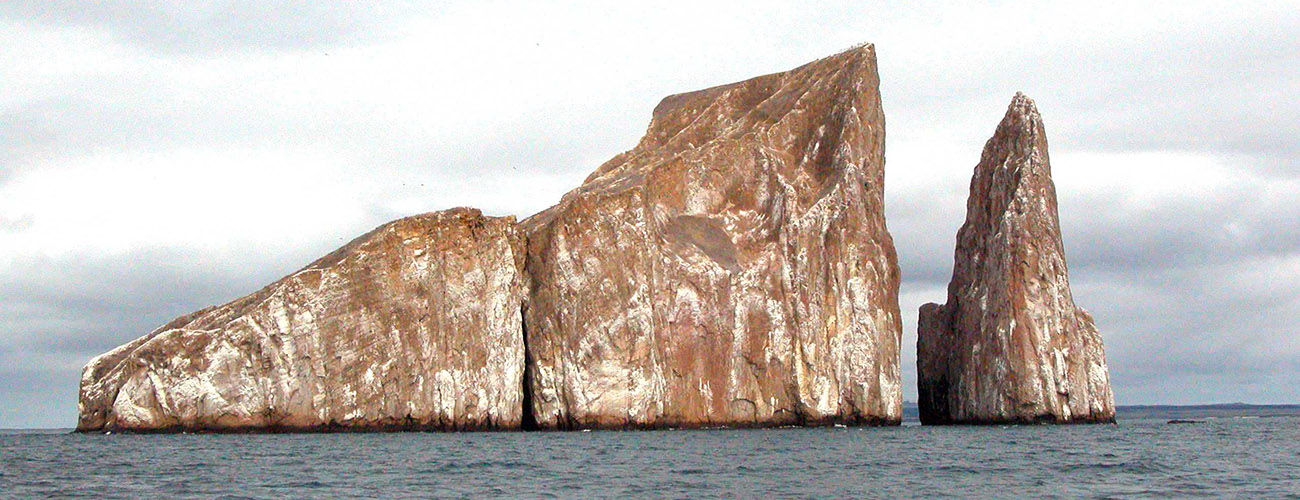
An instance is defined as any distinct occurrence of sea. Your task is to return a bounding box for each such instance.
[2,413,1297,498]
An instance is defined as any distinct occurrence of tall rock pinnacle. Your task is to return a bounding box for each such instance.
[523,44,902,429]
[917,93,1115,425]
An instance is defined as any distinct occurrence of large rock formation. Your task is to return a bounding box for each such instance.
[77,208,528,432]
[523,45,903,429]
[917,93,1115,425]
[77,45,905,433]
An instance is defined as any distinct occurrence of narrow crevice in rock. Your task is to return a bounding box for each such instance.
[519,304,539,432]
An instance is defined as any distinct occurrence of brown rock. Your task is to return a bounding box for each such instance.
[77,208,528,432]
[522,45,903,429]
[917,93,1116,425]
[76,45,906,433]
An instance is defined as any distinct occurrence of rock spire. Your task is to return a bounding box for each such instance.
[917,93,1115,425]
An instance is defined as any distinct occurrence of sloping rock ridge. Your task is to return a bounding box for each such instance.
[522,44,903,429]
[917,94,1116,425]
[77,208,528,432]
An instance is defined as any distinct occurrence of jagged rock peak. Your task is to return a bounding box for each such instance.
[996,92,1045,153]
[77,208,529,433]
[917,94,1116,425]
[1008,91,1037,116]
[523,44,903,429]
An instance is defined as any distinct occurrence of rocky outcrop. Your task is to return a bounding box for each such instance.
[77,208,528,432]
[77,45,906,433]
[917,94,1115,425]
[522,45,903,429]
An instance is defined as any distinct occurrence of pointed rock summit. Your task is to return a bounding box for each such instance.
[917,93,1115,425]
[524,44,902,429]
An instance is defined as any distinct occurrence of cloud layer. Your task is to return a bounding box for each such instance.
[2,1,1297,427]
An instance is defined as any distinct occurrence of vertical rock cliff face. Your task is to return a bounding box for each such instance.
[523,45,902,429]
[77,208,528,432]
[917,94,1115,425]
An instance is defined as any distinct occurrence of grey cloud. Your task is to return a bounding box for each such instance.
[0,214,34,233]
[1054,18,1300,169]
[888,147,1300,405]
[886,184,968,287]
[5,1,1300,427]
[1,87,364,168]
[2,249,288,354]
[0,61,640,221]
[0,218,401,428]
[1068,248,1300,405]
[879,8,1300,178]
[0,369,75,429]
[1061,186,1300,275]
[1052,22,1300,175]
[2,95,188,171]
[0,1,429,54]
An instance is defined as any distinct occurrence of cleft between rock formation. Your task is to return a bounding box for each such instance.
[76,44,933,432]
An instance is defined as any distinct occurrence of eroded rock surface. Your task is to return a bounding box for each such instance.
[78,45,905,433]
[523,45,903,429]
[77,208,528,432]
[917,94,1115,425]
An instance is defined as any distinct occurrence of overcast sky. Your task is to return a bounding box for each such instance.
[2,1,1297,428]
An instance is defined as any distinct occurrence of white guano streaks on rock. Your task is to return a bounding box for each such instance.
[522,45,902,429]
[917,93,1116,425]
[78,45,905,433]
[77,208,528,432]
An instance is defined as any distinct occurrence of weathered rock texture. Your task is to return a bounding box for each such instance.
[78,45,906,433]
[77,208,528,432]
[522,45,903,429]
[917,94,1115,425]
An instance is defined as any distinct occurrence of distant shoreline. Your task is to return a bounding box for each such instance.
[900,402,1300,422]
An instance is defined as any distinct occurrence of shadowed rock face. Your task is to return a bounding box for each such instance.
[523,45,903,429]
[77,208,528,432]
[917,94,1115,425]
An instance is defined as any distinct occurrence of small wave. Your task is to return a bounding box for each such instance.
[1066,458,1170,475]
[266,480,330,489]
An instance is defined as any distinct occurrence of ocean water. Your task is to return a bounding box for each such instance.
[2,417,1297,498]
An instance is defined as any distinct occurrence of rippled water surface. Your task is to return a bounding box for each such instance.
[3,417,1298,498]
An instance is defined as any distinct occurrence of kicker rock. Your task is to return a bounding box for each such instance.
[917,94,1115,425]
[522,45,903,429]
[77,208,527,432]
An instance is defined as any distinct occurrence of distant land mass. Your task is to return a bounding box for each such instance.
[899,402,1300,422]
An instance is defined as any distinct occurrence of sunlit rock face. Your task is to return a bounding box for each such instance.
[522,45,903,429]
[917,94,1116,425]
[77,45,905,433]
[77,208,528,432]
